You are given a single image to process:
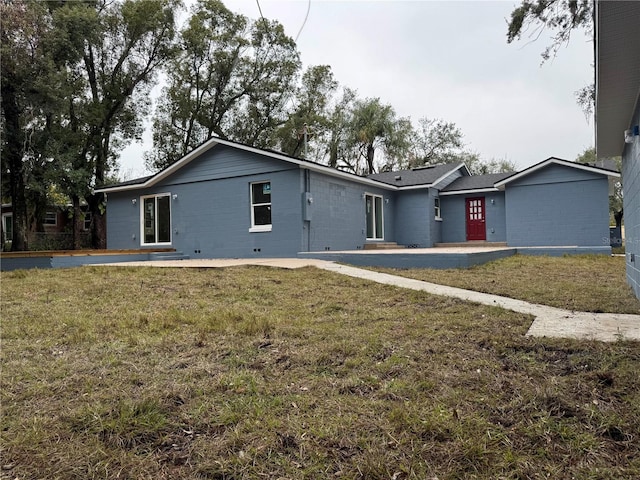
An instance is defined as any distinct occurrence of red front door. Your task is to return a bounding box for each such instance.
[466,197,486,241]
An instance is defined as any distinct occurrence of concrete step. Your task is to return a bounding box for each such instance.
[363,242,405,250]
[148,251,190,261]
[434,242,507,248]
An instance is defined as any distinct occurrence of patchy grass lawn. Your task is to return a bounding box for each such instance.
[376,254,640,314]
[2,265,639,479]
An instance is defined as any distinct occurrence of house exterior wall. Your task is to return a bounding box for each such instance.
[106,145,400,256]
[107,168,304,258]
[305,172,392,251]
[106,146,305,258]
[505,165,610,247]
[623,100,640,298]
[393,190,431,247]
[440,192,506,243]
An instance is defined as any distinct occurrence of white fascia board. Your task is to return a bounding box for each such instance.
[300,163,397,189]
[396,184,432,191]
[439,188,500,196]
[494,158,620,190]
[430,164,468,190]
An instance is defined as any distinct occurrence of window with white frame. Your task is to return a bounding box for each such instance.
[141,194,171,244]
[83,212,92,231]
[365,194,384,240]
[44,211,57,226]
[2,213,13,243]
[434,197,442,220]
[250,181,272,232]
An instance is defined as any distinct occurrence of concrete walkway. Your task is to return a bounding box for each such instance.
[93,258,640,342]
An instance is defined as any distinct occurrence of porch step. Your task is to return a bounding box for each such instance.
[434,242,507,248]
[148,251,190,261]
[363,242,405,250]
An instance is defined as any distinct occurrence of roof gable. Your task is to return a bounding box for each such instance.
[96,136,398,193]
[494,157,619,189]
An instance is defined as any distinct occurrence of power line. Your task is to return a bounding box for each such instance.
[295,0,311,43]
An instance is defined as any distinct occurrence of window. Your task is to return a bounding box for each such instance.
[141,194,171,244]
[250,181,272,232]
[2,213,12,243]
[434,197,442,220]
[44,211,57,226]
[83,212,92,231]
[365,194,384,240]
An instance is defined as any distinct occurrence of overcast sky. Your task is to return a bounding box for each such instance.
[119,0,595,178]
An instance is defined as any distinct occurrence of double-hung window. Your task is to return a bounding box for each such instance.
[141,194,171,245]
[44,211,57,226]
[434,197,442,220]
[250,181,272,232]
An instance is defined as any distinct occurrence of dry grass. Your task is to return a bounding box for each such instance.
[1,265,639,479]
[375,254,640,314]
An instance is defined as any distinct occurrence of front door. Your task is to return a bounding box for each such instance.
[466,197,486,241]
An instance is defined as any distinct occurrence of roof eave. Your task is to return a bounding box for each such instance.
[439,187,500,196]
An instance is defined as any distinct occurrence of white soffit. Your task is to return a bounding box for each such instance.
[595,1,640,158]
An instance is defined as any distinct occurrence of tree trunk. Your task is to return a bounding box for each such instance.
[1,80,29,251]
[366,144,376,174]
[72,195,82,250]
[614,209,623,229]
[88,192,107,249]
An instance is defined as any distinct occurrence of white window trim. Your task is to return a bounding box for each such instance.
[434,197,442,221]
[249,181,272,233]
[2,213,12,242]
[140,193,172,246]
[83,212,92,231]
[44,211,57,226]
[365,193,384,240]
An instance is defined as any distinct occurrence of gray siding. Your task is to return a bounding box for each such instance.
[505,165,610,247]
[623,101,640,298]
[306,172,393,251]
[440,192,506,243]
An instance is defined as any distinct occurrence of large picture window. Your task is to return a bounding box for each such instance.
[141,194,171,245]
[250,181,272,232]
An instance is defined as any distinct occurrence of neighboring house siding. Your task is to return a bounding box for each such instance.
[394,190,431,247]
[623,101,640,298]
[106,151,304,258]
[505,166,610,247]
[306,172,392,251]
[440,192,506,243]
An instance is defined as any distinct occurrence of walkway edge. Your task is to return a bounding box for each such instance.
[318,263,640,343]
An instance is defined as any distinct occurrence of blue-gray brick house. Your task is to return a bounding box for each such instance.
[97,137,618,260]
[595,0,640,300]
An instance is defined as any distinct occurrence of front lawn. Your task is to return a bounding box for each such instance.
[1,265,639,479]
[376,254,640,314]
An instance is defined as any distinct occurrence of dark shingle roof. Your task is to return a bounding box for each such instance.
[367,163,463,187]
[442,172,514,192]
[101,175,153,189]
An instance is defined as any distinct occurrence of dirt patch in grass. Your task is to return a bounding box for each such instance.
[375,254,640,314]
[2,265,639,479]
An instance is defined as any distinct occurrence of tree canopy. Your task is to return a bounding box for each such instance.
[506,0,595,115]
[2,0,516,251]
